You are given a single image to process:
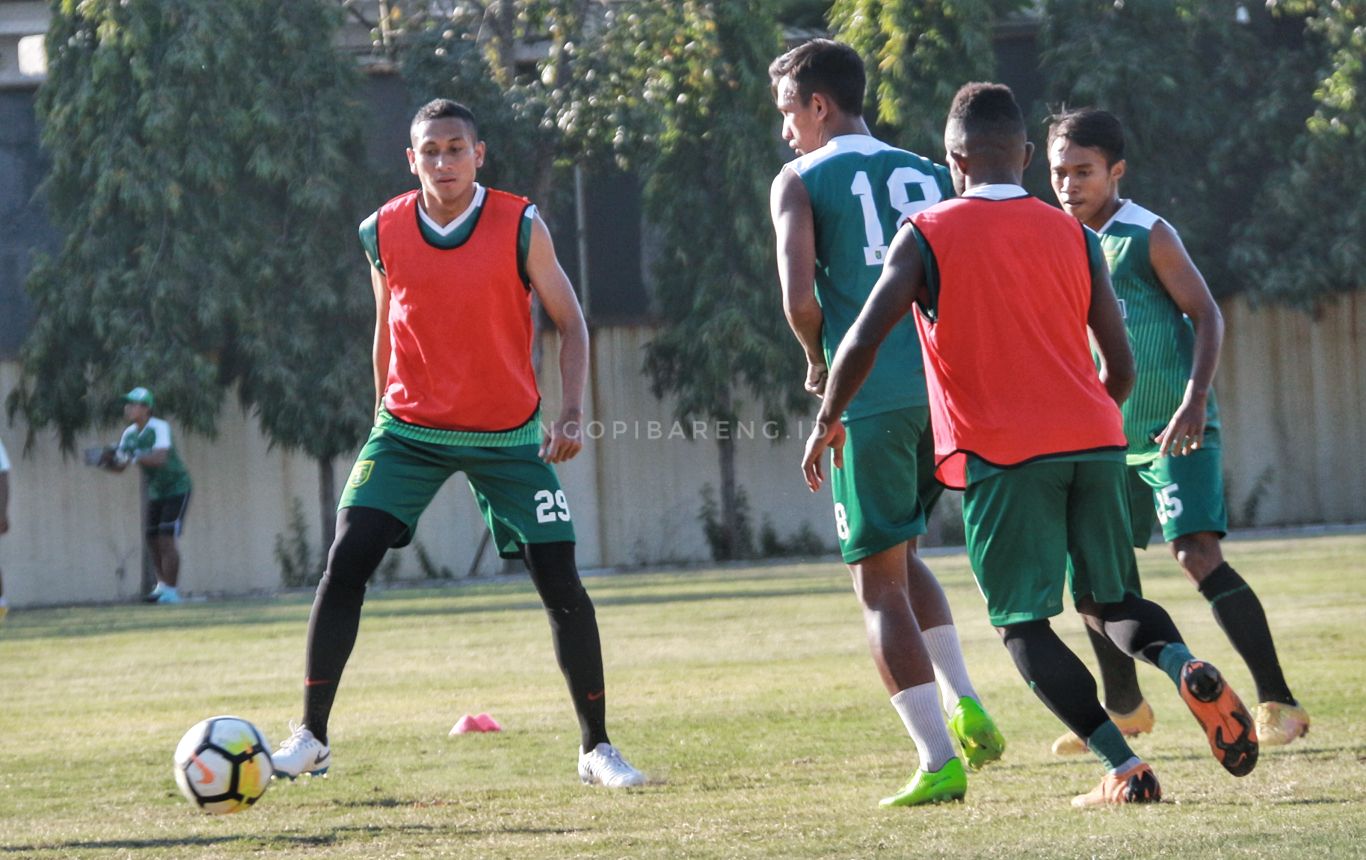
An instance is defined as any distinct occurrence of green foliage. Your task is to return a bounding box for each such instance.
[413,540,456,580]
[830,0,1026,156]
[393,0,659,205]
[12,0,372,456]
[640,0,803,433]
[1231,1,1366,308]
[759,516,829,557]
[699,482,755,560]
[1039,1,1327,300]
[274,497,320,588]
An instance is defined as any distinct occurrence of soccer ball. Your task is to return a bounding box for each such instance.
[173,716,273,814]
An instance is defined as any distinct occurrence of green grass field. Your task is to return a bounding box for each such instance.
[1,531,1363,859]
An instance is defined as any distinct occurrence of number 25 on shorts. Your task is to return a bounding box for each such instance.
[1154,483,1183,525]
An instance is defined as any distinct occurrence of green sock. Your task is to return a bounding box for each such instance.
[1086,720,1136,772]
[1157,642,1194,685]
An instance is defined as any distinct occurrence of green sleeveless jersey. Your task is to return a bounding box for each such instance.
[117,417,193,500]
[791,135,953,420]
[1099,200,1220,465]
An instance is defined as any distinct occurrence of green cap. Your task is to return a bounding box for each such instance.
[123,386,154,408]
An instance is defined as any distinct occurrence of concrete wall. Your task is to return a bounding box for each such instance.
[1219,292,1366,527]
[2,295,1363,607]
[0,329,839,607]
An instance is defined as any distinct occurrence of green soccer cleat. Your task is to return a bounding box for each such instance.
[948,697,1006,770]
[879,757,967,807]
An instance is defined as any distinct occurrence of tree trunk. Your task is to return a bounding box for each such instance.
[717,433,740,559]
[318,455,337,556]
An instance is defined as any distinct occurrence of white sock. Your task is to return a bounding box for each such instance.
[890,683,957,772]
[922,624,979,714]
[1109,755,1142,775]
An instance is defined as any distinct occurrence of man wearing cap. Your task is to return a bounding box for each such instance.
[103,387,193,604]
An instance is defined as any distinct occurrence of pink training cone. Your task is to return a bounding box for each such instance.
[474,713,502,732]
[450,714,481,735]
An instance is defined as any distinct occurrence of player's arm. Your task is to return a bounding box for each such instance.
[770,168,827,396]
[1085,228,1135,405]
[526,212,588,464]
[103,430,133,473]
[370,264,392,421]
[802,227,925,491]
[1149,220,1223,457]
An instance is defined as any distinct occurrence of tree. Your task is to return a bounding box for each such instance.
[1039,0,1324,298]
[638,0,805,560]
[13,0,373,550]
[1231,0,1366,308]
[830,0,1026,156]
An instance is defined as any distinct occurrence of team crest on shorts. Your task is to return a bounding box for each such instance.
[348,460,375,488]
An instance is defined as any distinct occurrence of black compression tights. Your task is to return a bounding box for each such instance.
[522,541,610,752]
[301,509,609,751]
[302,506,405,744]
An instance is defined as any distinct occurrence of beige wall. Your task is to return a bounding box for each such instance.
[0,330,837,607]
[2,296,1362,607]
[1218,293,1366,527]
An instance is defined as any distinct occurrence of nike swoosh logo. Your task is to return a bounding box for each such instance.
[586,690,604,702]
[314,750,330,765]
[304,678,335,687]
[191,754,214,785]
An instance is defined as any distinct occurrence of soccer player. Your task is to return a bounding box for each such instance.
[803,82,1259,806]
[270,99,644,788]
[101,387,193,604]
[769,39,1005,807]
[1046,107,1309,751]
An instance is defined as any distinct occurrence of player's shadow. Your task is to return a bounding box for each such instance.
[2,821,546,855]
[4,576,850,640]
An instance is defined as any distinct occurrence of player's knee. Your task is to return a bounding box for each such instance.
[523,541,592,614]
[1171,533,1223,582]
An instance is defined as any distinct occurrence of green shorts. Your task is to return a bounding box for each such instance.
[339,426,575,557]
[962,455,1139,627]
[830,406,943,563]
[1128,430,1229,547]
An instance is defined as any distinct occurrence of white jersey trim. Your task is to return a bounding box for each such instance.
[961,183,1028,200]
[789,134,901,175]
[419,183,487,235]
[1100,199,1166,234]
[121,417,173,451]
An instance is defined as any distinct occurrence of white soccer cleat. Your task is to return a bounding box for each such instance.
[577,742,645,788]
[271,722,331,779]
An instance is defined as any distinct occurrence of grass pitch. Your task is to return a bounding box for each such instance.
[1,531,1363,858]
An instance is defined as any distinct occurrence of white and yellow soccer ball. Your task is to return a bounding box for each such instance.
[173,716,273,814]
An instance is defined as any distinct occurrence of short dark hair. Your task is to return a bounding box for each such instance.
[768,38,865,116]
[1047,107,1125,166]
[947,82,1025,142]
[410,99,479,141]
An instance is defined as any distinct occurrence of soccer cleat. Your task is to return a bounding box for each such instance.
[272,722,331,779]
[1255,700,1310,747]
[1178,660,1258,777]
[142,583,165,604]
[1051,700,1156,756]
[155,589,182,604]
[948,697,1006,770]
[578,743,646,788]
[1071,761,1162,808]
[879,756,967,807]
